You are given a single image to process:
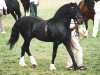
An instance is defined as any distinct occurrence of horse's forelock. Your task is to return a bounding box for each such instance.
[70,2,78,8]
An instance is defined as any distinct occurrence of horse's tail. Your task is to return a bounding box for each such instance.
[8,19,20,49]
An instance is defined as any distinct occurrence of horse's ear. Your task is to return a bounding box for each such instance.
[75,2,77,4]
[70,2,72,5]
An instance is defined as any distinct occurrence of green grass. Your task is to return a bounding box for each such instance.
[0,0,100,75]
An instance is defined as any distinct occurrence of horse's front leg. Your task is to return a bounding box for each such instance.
[50,42,59,70]
[84,20,88,36]
[19,40,37,67]
[63,41,78,70]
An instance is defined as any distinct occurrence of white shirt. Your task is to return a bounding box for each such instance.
[30,0,39,4]
[94,1,100,13]
[0,0,7,10]
[70,19,77,36]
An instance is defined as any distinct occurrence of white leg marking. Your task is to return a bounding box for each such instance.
[19,56,27,67]
[30,56,37,66]
[49,64,56,70]
[26,12,30,16]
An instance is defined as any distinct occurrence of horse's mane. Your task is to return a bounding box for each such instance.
[84,0,95,8]
[48,3,75,23]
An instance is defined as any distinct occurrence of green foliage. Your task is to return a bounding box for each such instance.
[0,0,100,75]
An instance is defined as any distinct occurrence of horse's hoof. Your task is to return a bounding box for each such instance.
[78,66,86,70]
[66,66,73,70]
[32,64,37,68]
[19,64,27,67]
[49,68,56,71]
[49,64,56,70]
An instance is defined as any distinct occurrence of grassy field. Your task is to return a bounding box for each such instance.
[0,0,100,75]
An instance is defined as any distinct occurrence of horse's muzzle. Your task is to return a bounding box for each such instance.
[75,20,84,25]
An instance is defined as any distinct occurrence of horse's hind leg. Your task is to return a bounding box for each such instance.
[24,39,37,67]
[50,42,60,70]
[11,12,17,21]
[19,41,27,66]
[26,46,37,67]
[63,41,78,70]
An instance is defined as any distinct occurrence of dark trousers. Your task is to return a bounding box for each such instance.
[30,2,37,16]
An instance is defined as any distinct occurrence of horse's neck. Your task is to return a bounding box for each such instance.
[49,13,71,24]
[52,4,71,21]
[47,18,71,28]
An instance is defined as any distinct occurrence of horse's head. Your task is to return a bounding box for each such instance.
[50,2,84,25]
[69,3,84,25]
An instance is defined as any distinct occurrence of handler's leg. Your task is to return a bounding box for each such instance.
[30,2,35,16]
[67,46,75,69]
[67,36,86,70]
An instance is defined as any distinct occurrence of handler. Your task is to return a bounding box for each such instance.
[67,19,87,70]
[30,0,39,16]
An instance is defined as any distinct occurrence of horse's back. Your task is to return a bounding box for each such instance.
[16,16,39,28]
[15,16,45,35]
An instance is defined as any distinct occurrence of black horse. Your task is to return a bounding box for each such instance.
[20,0,30,16]
[4,0,21,21]
[8,3,84,70]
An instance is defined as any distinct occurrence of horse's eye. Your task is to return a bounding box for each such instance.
[71,7,74,9]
